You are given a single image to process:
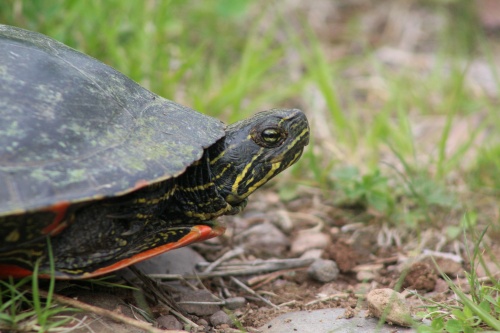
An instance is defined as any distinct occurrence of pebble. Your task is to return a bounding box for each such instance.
[366,288,413,327]
[224,297,246,310]
[236,223,289,257]
[356,270,376,282]
[178,289,220,316]
[402,262,437,291]
[196,318,209,327]
[307,259,339,282]
[126,247,205,277]
[156,315,183,330]
[291,232,330,256]
[210,310,233,327]
[353,263,383,282]
[345,226,379,259]
[299,249,324,260]
[259,308,416,333]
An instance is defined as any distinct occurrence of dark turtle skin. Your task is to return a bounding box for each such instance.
[0,25,310,279]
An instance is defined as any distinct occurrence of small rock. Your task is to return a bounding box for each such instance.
[300,249,323,259]
[329,227,340,236]
[196,318,209,327]
[259,309,416,333]
[178,290,220,316]
[353,263,383,282]
[236,223,289,257]
[356,270,376,282]
[121,247,205,279]
[324,239,359,272]
[307,259,339,282]
[345,226,379,261]
[403,262,437,291]
[291,232,330,256]
[224,297,246,310]
[210,310,233,327]
[157,315,183,330]
[367,288,413,327]
[433,278,450,294]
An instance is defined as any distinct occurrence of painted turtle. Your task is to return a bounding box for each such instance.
[0,25,309,279]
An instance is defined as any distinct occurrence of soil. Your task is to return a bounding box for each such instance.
[41,187,496,332]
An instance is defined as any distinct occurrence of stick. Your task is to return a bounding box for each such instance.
[38,289,186,333]
[203,247,245,273]
[150,258,314,280]
[230,277,279,309]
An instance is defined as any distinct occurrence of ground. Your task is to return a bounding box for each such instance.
[31,188,497,332]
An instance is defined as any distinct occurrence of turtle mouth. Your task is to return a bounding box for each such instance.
[270,123,309,165]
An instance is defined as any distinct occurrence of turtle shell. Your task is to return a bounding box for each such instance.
[0,24,225,216]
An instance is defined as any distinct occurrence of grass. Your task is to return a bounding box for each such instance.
[416,225,500,333]
[0,0,499,331]
[0,239,77,332]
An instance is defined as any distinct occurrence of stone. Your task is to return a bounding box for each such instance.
[119,247,206,279]
[344,226,379,262]
[402,262,437,291]
[156,315,183,330]
[178,289,220,316]
[324,239,358,272]
[307,259,339,282]
[259,309,416,333]
[353,263,383,282]
[366,288,413,327]
[291,232,330,256]
[356,270,376,282]
[224,297,246,310]
[196,318,209,327]
[235,223,289,257]
[300,248,323,259]
[210,310,233,327]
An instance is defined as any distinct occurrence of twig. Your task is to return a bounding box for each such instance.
[149,258,314,280]
[37,289,184,333]
[128,266,199,329]
[278,300,296,307]
[291,212,324,233]
[203,247,245,273]
[373,256,399,264]
[247,268,306,288]
[230,277,279,309]
[177,301,225,306]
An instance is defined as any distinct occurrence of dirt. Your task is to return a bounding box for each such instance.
[43,187,485,332]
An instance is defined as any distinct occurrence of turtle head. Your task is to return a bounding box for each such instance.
[211,108,309,206]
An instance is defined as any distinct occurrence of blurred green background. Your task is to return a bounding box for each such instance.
[1,0,499,232]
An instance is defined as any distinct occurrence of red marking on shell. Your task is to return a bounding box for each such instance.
[41,201,71,236]
[134,179,150,190]
[78,224,226,279]
[0,264,34,278]
[0,224,226,280]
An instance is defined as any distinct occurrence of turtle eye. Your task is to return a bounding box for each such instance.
[261,128,281,143]
[252,127,286,147]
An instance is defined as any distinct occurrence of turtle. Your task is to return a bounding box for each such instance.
[0,25,309,279]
